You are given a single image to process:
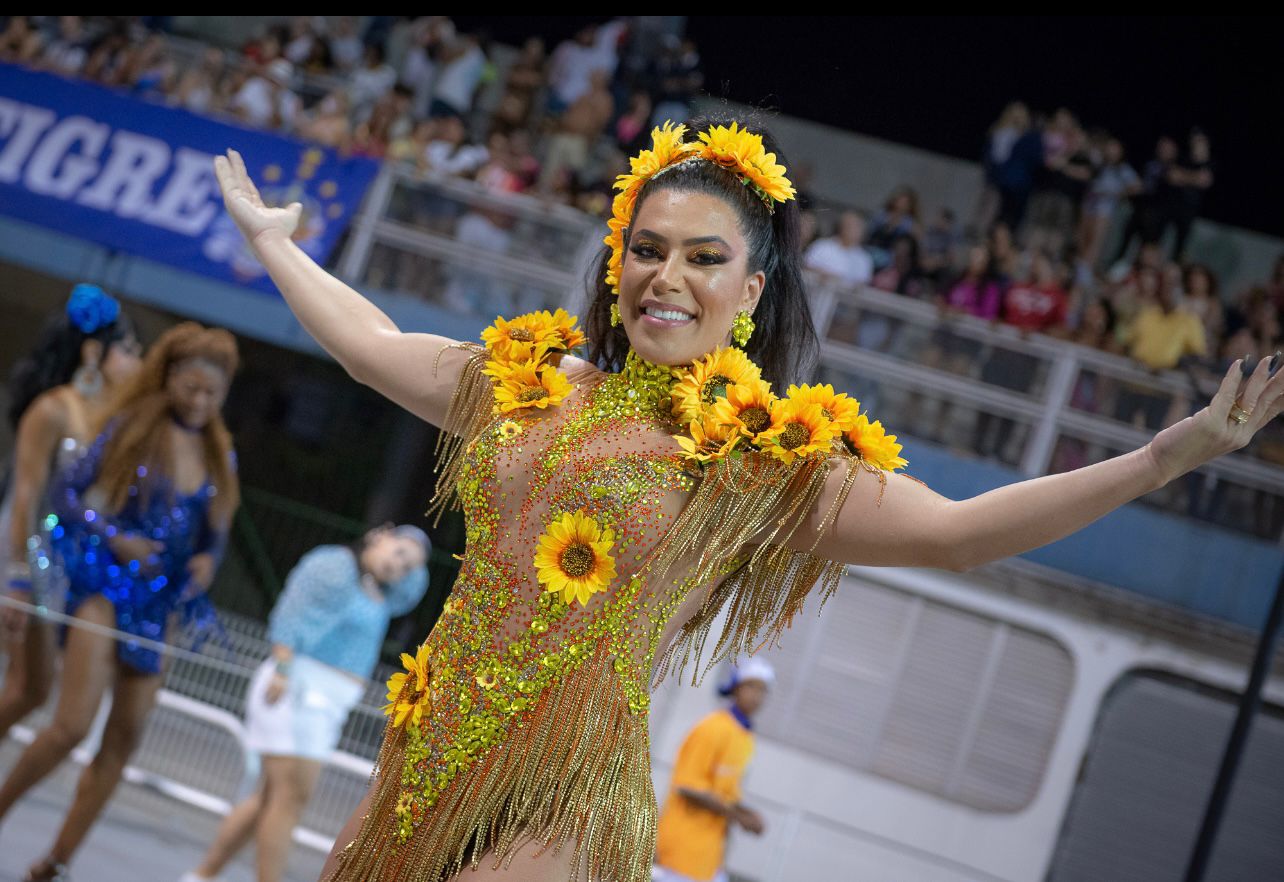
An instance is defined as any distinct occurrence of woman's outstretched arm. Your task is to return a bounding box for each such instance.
[213,149,470,427]
[802,356,1283,571]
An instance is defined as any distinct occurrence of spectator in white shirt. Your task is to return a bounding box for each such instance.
[350,42,397,121]
[231,59,300,131]
[804,211,874,287]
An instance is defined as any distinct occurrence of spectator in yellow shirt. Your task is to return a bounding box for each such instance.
[1125,284,1208,370]
[1115,282,1210,430]
[654,658,773,882]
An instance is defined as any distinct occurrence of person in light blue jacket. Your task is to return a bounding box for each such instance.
[182,524,429,882]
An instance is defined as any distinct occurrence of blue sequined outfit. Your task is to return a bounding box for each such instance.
[50,428,228,674]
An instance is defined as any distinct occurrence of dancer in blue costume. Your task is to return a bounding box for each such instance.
[0,322,240,882]
[0,284,141,744]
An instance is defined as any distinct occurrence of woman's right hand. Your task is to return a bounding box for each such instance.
[213,149,302,247]
[265,671,289,705]
[108,532,165,574]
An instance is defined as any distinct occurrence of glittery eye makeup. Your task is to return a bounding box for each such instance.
[689,247,726,264]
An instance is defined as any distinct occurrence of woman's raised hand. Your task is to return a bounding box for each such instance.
[1147,355,1284,483]
[213,148,301,245]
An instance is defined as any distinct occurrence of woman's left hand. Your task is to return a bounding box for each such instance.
[1147,356,1282,484]
[182,553,217,598]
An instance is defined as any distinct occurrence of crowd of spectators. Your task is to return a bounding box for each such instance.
[3,16,1281,502]
[0,16,701,220]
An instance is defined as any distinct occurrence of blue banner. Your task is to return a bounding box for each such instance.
[0,63,379,293]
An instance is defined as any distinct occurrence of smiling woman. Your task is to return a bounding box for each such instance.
[211,108,1283,882]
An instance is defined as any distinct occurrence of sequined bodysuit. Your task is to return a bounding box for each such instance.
[331,352,865,882]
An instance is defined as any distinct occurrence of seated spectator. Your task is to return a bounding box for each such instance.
[870,236,927,299]
[1071,297,1122,354]
[0,16,44,64]
[387,118,437,170]
[118,32,173,97]
[974,252,1070,462]
[476,132,527,195]
[1123,273,1208,371]
[170,47,227,115]
[537,69,613,193]
[1001,252,1071,337]
[231,58,300,131]
[491,36,547,132]
[987,221,1021,283]
[614,90,653,155]
[349,43,397,122]
[1052,297,1122,472]
[281,15,319,66]
[943,244,1005,321]
[422,114,489,177]
[1181,263,1224,346]
[297,90,354,151]
[80,27,131,85]
[920,207,961,290]
[398,17,446,118]
[547,22,625,116]
[798,210,820,251]
[240,25,283,66]
[350,86,413,159]
[865,186,921,269]
[803,211,873,288]
[40,15,90,77]
[327,16,364,72]
[430,31,486,119]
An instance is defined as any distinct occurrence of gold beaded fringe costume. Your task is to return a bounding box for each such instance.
[326,340,909,882]
[326,124,913,882]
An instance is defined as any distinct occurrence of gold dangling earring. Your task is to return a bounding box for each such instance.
[731,309,755,347]
[609,302,621,328]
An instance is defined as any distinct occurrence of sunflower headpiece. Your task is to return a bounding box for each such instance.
[603,121,796,295]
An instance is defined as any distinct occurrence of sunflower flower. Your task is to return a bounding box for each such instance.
[785,383,861,433]
[542,308,587,351]
[671,346,763,424]
[757,399,842,465]
[674,412,741,466]
[384,642,433,730]
[844,414,909,471]
[481,313,561,361]
[696,122,796,204]
[489,361,573,413]
[533,510,618,607]
[708,376,778,443]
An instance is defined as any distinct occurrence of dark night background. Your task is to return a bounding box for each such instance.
[458,16,1280,236]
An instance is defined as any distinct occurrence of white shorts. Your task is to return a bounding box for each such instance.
[652,867,729,882]
[243,655,365,760]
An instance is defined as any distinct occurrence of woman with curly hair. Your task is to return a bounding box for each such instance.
[0,322,240,882]
[1,284,141,745]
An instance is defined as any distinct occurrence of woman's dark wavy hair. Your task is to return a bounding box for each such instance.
[6,298,135,429]
[585,112,819,390]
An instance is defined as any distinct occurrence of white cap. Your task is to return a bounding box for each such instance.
[718,657,776,695]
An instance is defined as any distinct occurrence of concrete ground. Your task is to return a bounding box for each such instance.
[0,737,327,882]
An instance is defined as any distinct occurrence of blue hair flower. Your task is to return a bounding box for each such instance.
[66,283,120,334]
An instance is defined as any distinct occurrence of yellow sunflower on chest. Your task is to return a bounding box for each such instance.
[533,509,619,607]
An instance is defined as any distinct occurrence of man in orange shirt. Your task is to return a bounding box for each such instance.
[654,658,773,882]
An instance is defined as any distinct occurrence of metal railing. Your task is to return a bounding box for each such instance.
[335,163,601,320]
[324,156,1284,542]
[0,596,396,852]
[807,279,1284,542]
